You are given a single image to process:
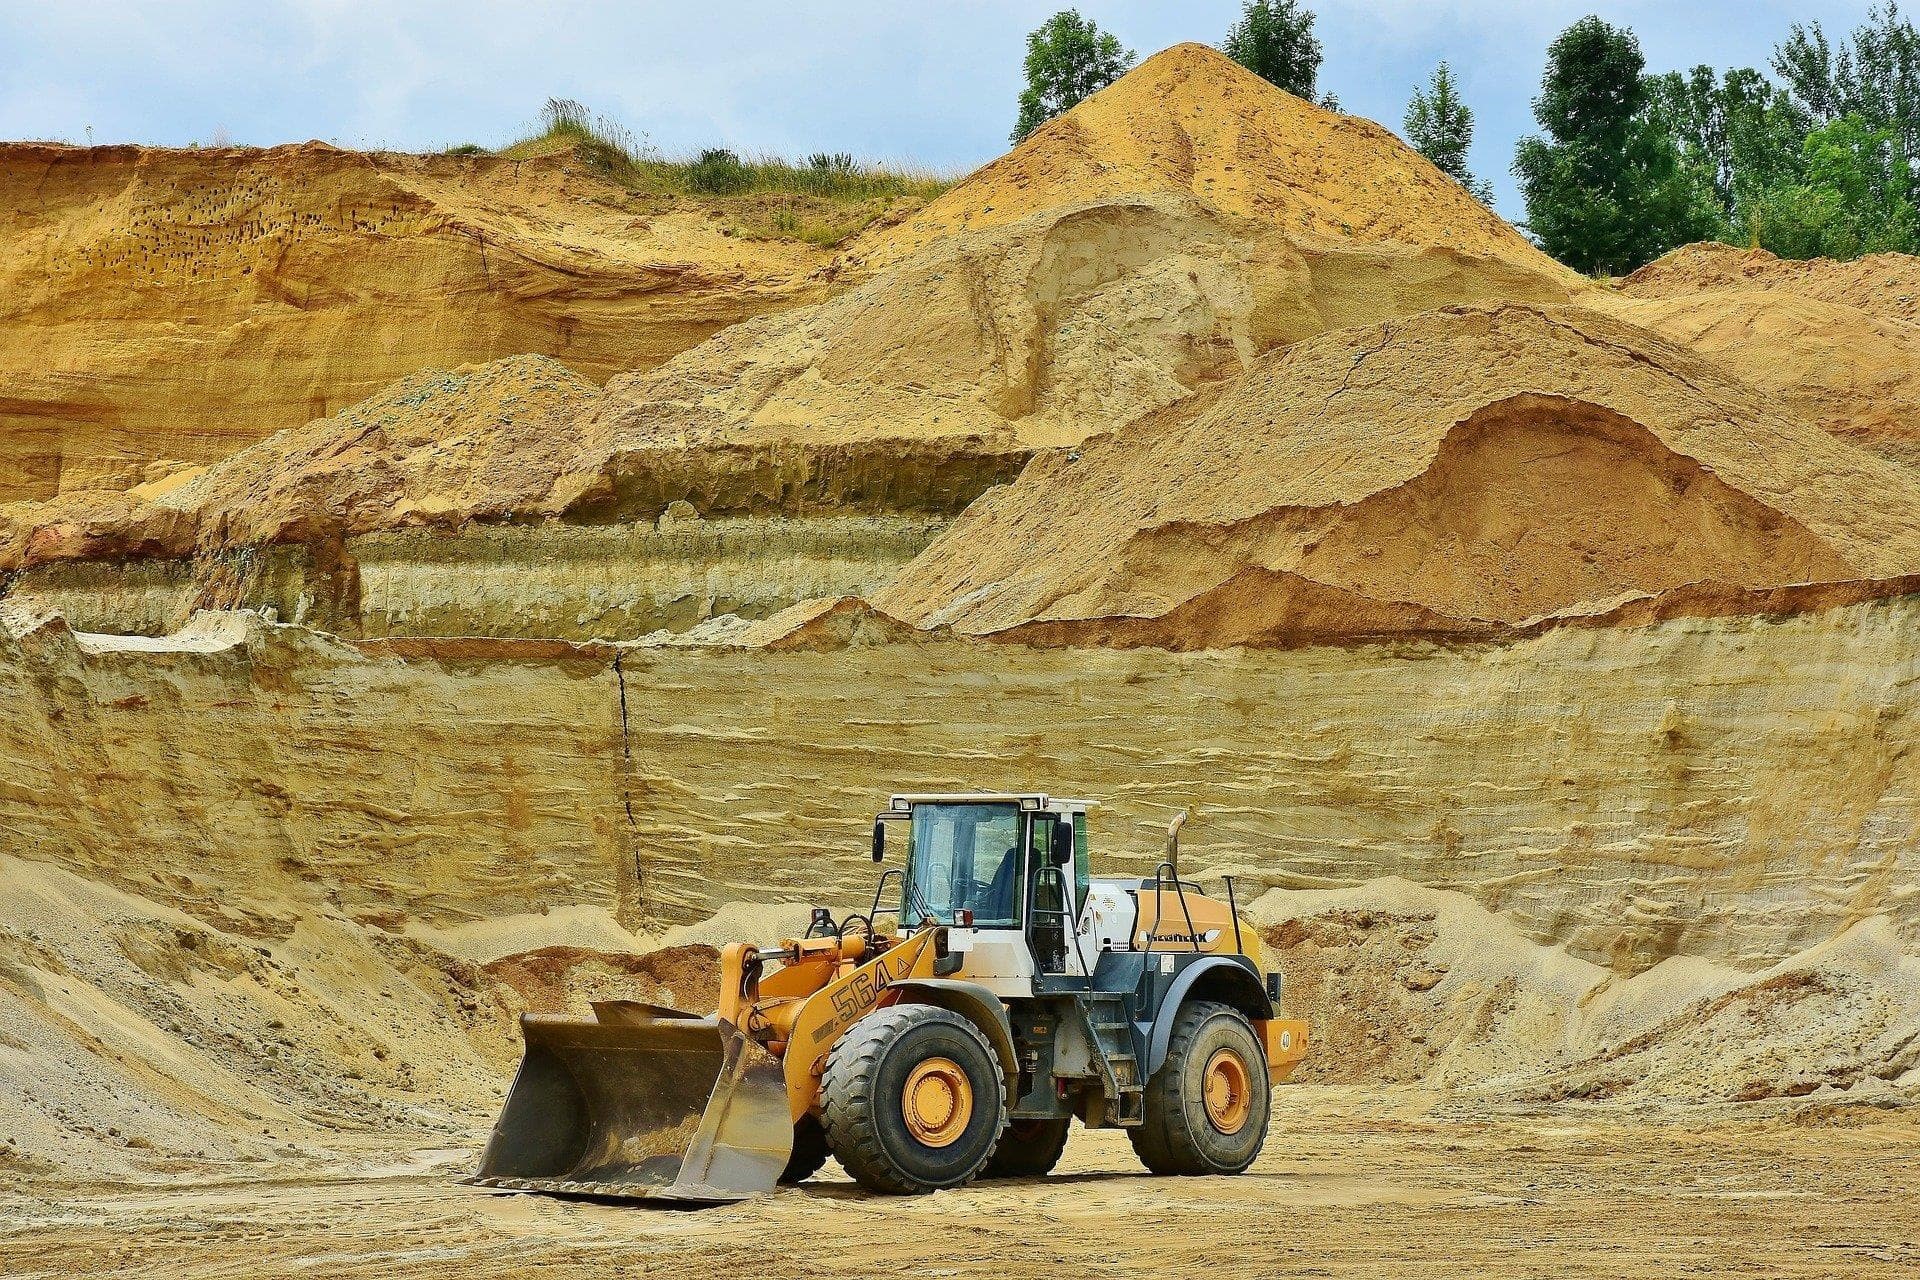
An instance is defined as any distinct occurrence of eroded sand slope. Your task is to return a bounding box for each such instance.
[1599,243,1920,465]
[0,43,1581,617]
[0,142,829,498]
[5,601,1915,974]
[877,303,1920,644]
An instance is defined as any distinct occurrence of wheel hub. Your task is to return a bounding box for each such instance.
[902,1056,974,1147]
[1202,1047,1252,1135]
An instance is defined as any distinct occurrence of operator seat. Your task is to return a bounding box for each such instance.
[979,844,1020,923]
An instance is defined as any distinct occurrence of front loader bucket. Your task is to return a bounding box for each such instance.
[468,1001,792,1204]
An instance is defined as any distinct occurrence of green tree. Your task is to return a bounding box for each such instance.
[1773,3,1920,126]
[1222,0,1322,101]
[1512,17,1720,274]
[1404,62,1492,203]
[1772,20,1847,122]
[1772,3,1920,197]
[1011,10,1135,144]
[1745,114,1919,257]
[1646,65,1807,224]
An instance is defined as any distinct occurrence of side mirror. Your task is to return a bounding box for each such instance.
[871,820,886,863]
[1052,816,1074,866]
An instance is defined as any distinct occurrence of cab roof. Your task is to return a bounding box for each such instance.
[886,792,1097,812]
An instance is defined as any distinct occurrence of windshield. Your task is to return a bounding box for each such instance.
[903,802,1023,928]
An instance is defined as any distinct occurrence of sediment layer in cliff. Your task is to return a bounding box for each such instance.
[0,354,959,637]
[876,303,1920,645]
[0,141,831,499]
[6,596,1917,967]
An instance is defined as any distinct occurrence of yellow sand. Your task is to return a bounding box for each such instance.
[876,302,1920,645]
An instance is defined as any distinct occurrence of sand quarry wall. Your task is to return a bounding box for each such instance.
[0,143,828,499]
[3,600,1916,974]
[6,515,951,640]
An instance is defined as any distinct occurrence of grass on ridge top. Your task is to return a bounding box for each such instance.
[490,98,955,246]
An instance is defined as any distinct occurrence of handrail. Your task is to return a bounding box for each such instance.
[1146,860,1202,954]
[869,867,904,926]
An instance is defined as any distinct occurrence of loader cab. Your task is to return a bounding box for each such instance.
[882,793,1094,998]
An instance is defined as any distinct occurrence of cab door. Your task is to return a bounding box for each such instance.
[1027,812,1087,976]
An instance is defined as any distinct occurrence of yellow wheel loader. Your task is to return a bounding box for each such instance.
[470,794,1310,1200]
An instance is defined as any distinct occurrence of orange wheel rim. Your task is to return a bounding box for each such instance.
[903,1056,974,1147]
[1203,1047,1253,1135]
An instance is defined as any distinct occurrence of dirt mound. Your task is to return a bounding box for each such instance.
[1254,879,1920,1106]
[875,303,1920,645]
[858,44,1568,279]
[532,45,1576,535]
[525,109,1579,526]
[0,141,828,500]
[1607,242,1920,464]
[481,943,719,1015]
[1622,242,1920,322]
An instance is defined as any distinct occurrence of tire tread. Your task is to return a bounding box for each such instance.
[979,1116,1070,1179]
[1128,1000,1268,1177]
[822,1003,1005,1194]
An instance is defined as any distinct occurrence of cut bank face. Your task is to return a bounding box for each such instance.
[903,801,1023,929]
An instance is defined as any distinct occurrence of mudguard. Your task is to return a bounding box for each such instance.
[888,977,1021,1108]
[1143,955,1274,1076]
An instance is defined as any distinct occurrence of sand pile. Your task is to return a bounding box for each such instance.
[0,852,506,1184]
[1621,242,1920,320]
[856,43,1572,278]
[556,42,1593,524]
[0,142,827,500]
[1592,243,1920,466]
[875,302,1920,646]
[370,45,1574,521]
[0,45,1582,581]
[1254,879,1920,1107]
[0,847,744,1185]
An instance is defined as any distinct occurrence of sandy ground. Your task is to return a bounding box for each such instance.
[4,1088,1916,1279]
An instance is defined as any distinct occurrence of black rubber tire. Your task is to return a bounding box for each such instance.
[978,1116,1071,1179]
[778,1113,830,1184]
[822,1004,1006,1194]
[1129,1000,1270,1177]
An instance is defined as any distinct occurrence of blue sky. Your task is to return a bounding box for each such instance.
[0,1,1879,223]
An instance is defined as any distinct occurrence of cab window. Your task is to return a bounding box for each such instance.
[904,802,1023,928]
